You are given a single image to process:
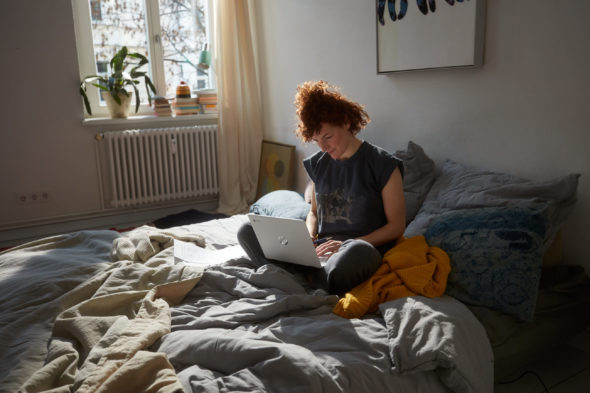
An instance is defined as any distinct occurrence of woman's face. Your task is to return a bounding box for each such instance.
[312,122,358,160]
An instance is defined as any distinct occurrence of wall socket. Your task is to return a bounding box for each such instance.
[17,191,51,204]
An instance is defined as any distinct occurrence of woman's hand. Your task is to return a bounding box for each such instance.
[315,239,343,256]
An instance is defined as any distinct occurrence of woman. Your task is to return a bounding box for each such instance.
[239,80,406,295]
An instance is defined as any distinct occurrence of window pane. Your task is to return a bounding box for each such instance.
[159,0,212,97]
[89,0,151,105]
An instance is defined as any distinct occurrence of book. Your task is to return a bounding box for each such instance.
[196,89,217,105]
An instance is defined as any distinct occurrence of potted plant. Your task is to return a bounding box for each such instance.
[80,46,157,118]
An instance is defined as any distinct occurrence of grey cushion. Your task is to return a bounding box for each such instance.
[405,159,579,250]
[249,190,310,220]
[394,141,437,224]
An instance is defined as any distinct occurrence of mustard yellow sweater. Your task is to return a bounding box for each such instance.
[333,236,451,319]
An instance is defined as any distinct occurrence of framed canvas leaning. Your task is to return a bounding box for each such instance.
[256,140,296,199]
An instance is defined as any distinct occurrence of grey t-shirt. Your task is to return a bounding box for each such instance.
[303,141,402,248]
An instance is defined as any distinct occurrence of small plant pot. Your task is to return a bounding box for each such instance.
[101,90,133,118]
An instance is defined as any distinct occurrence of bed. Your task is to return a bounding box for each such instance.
[1,141,588,393]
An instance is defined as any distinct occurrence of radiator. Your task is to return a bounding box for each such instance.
[97,125,218,208]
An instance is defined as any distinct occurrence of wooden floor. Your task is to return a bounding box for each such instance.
[495,327,590,393]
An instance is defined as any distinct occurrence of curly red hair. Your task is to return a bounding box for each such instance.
[294,80,370,142]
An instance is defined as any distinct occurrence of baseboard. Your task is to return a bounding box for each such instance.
[0,198,218,249]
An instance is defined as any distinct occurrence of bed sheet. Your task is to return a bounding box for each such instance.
[0,230,121,391]
[159,259,493,393]
[164,215,493,393]
[0,215,493,393]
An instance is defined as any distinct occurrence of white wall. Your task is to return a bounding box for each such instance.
[254,0,590,271]
[0,0,101,224]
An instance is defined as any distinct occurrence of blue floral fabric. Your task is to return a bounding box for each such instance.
[424,206,547,321]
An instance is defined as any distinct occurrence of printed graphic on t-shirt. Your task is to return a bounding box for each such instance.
[317,189,353,224]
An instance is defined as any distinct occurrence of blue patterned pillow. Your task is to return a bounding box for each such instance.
[424,206,547,321]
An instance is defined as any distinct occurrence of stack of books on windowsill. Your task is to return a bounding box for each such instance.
[172,97,200,116]
[196,89,218,114]
[152,96,172,117]
[171,82,200,116]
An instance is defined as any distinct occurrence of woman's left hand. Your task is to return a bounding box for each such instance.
[315,240,343,256]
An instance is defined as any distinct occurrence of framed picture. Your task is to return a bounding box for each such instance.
[376,0,486,73]
[256,140,296,199]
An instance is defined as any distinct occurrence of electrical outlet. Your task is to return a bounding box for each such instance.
[17,191,51,204]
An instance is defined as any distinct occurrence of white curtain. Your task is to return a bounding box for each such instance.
[214,0,264,215]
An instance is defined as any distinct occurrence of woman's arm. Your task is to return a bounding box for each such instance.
[357,166,406,246]
[306,182,319,239]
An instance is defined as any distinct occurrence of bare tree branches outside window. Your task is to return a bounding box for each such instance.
[89,0,211,102]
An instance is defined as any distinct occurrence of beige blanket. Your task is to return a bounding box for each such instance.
[110,225,206,262]
[16,227,205,393]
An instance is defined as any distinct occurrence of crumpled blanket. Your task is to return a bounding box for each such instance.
[379,296,494,393]
[333,236,450,319]
[19,258,203,393]
[111,225,205,262]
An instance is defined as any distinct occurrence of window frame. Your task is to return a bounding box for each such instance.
[72,0,215,119]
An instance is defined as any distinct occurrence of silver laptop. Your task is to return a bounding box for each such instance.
[247,214,328,268]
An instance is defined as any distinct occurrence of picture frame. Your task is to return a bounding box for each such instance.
[376,0,486,73]
[256,140,296,199]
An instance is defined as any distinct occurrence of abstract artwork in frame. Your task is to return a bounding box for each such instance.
[376,0,486,73]
[256,140,296,199]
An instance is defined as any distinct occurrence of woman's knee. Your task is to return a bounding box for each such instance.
[339,239,382,266]
[237,222,267,267]
[325,239,382,294]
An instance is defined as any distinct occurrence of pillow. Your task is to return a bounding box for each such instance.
[405,159,579,250]
[249,190,310,220]
[424,206,547,321]
[394,141,437,224]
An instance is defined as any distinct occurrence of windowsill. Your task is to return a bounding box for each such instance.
[82,113,218,131]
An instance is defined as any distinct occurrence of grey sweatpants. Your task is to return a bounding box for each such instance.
[237,222,382,295]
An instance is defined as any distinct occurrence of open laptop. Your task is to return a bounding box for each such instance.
[247,214,328,268]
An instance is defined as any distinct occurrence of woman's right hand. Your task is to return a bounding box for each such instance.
[315,239,343,257]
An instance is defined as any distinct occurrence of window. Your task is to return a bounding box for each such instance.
[72,0,215,117]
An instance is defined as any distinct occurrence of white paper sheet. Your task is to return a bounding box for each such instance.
[174,239,246,266]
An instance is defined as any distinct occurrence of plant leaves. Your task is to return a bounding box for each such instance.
[82,75,104,83]
[79,86,92,115]
[131,84,140,113]
[111,46,128,73]
[92,83,108,91]
[128,52,148,66]
[111,90,122,105]
[130,69,147,78]
[145,77,157,95]
[80,45,157,115]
